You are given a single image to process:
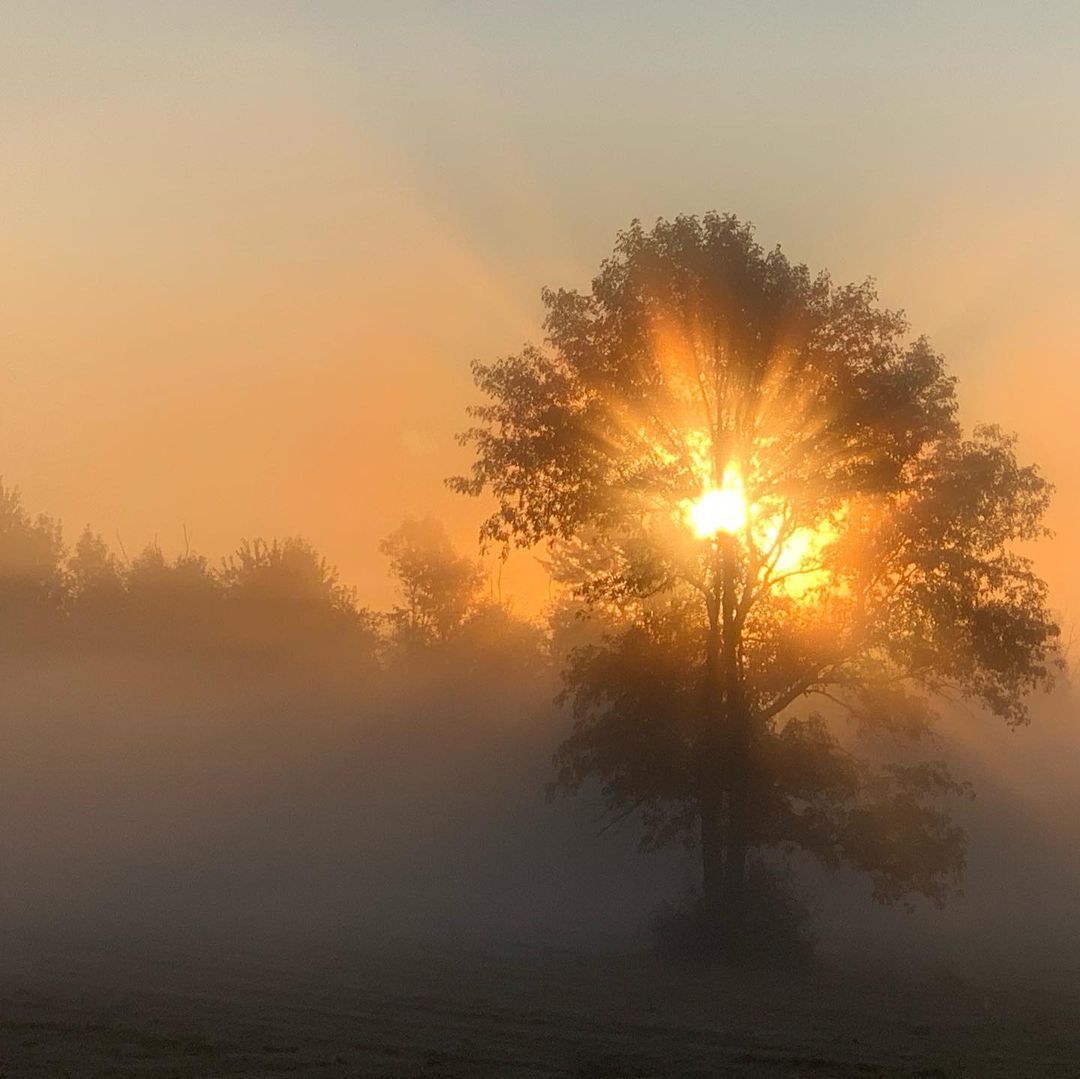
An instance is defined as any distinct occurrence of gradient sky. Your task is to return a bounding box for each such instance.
[2,2,1078,621]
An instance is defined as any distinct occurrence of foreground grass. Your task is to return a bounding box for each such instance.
[0,931,1077,1077]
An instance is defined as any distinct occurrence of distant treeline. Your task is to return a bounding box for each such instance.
[0,481,627,937]
[0,481,548,677]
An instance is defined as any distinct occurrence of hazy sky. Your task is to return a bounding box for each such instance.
[2,2,1078,618]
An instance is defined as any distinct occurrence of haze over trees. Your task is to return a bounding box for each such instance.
[0,483,524,675]
[0,484,587,933]
[0,217,1064,962]
[453,213,1060,959]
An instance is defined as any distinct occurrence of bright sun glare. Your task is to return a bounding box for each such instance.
[686,463,747,538]
[682,457,836,599]
[674,438,837,599]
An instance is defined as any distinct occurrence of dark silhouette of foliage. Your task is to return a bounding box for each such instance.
[68,527,125,615]
[0,482,67,645]
[0,479,534,703]
[454,212,1060,957]
[218,537,377,672]
[120,544,221,656]
[0,491,384,678]
[220,537,356,614]
[381,516,486,648]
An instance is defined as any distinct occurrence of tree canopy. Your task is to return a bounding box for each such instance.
[380,516,486,648]
[454,213,1060,952]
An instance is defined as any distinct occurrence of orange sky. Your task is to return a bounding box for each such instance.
[1,3,1077,626]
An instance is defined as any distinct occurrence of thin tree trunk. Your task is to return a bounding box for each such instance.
[717,532,750,953]
[700,562,725,938]
[698,531,753,954]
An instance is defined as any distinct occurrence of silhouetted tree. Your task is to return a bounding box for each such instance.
[219,537,378,672]
[68,527,125,618]
[121,543,220,656]
[454,213,1059,956]
[221,538,354,612]
[0,481,66,644]
[380,517,484,648]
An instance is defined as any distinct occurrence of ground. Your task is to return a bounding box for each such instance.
[0,931,1077,1077]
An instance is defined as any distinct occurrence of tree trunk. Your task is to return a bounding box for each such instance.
[719,768,750,952]
[699,532,752,956]
[700,562,725,938]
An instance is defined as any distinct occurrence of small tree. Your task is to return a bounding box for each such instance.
[219,537,377,669]
[68,528,125,610]
[122,543,221,655]
[0,481,66,643]
[380,517,484,648]
[453,213,1059,954]
[221,537,355,614]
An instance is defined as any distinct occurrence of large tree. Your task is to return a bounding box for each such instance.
[453,214,1060,953]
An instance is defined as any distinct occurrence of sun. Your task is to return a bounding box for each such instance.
[686,463,747,538]
[678,452,836,598]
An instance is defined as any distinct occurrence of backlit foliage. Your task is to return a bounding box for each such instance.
[454,213,1059,911]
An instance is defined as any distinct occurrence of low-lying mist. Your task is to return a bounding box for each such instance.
[0,483,1076,971]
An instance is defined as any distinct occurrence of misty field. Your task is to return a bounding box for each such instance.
[2,932,1079,1078]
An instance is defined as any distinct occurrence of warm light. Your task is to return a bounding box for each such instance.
[686,463,747,538]
[755,509,843,599]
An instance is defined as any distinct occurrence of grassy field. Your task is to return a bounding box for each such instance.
[1,931,1077,1077]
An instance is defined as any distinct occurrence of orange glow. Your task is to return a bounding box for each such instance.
[750,503,844,599]
[686,463,747,538]
[677,439,837,597]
